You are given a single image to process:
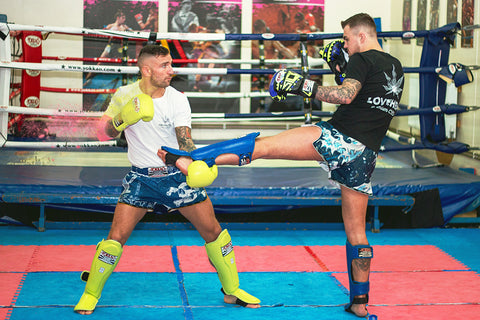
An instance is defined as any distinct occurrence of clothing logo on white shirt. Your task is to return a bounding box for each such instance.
[157,115,173,128]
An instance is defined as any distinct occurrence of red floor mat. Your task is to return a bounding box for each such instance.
[309,245,469,272]
[0,245,175,272]
[0,309,10,320]
[0,273,24,306]
[176,245,327,272]
[176,245,468,273]
[368,305,480,320]
[0,246,37,272]
[3,245,467,273]
[335,271,480,305]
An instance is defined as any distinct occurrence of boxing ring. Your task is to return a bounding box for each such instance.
[1,20,480,320]
[0,21,480,232]
[1,20,480,229]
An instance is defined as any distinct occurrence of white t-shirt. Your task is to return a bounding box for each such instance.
[105,81,191,168]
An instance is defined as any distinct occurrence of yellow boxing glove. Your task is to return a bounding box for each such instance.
[112,94,154,132]
[186,161,218,188]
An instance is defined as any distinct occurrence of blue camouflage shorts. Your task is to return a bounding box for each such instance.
[312,122,377,195]
[118,166,208,212]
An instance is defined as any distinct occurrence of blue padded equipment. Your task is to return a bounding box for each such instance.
[345,240,373,313]
[162,132,260,167]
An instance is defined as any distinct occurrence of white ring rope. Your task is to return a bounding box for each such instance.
[0,105,306,121]
[4,23,227,42]
[0,61,325,75]
[0,107,311,149]
[43,56,325,67]
[0,105,104,117]
[0,61,231,75]
[181,92,271,98]
[2,140,118,149]
[1,61,299,76]
[3,22,445,41]
[179,58,324,67]
[1,22,467,151]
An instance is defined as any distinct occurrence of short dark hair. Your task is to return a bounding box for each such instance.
[341,13,377,35]
[114,10,125,19]
[137,45,170,66]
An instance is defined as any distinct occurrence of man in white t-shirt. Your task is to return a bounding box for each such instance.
[74,45,260,315]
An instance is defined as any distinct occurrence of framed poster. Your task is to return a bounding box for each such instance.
[446,0,458,47]
[83,0,159,111]
[251,0,325,112]
[168,0,242,113]
[429,0,439,30]
[461,0,474,48]
[402,0,412,44]
[416,0,427,46]
[446,0,458,24]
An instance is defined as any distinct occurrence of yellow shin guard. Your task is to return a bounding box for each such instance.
[74,239,123,313]
[205,229,260,306]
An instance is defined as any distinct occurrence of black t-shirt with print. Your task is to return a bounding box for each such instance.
[328,50,404,152]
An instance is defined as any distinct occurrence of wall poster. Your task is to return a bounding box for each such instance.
[429,0,439,30]
[402,0,412,44]
[416,0,427,46]
[461,0,474,48]
[83,0,159,112]
[251,0,324,112]
[82,0,327,114]
[168,0,242,113]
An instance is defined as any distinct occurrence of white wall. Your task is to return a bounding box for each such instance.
[3,0,84,110]
[1,0,479,172]
[387,0,480,173]
[325,0,392,32]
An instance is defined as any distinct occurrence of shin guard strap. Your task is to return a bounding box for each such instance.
[221,287,260,305]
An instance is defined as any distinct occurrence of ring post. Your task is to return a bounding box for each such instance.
[418,23,460,143]
[299,39,312,124]
[0,16,11,144]
[258,39,266,112]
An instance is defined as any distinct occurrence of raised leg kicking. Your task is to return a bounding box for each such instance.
[159,126,373,317]
[158,13,404,318]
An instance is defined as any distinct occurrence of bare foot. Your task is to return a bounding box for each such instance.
[224,294,261,308]
[348,303,368,317]
[75,310,93,315]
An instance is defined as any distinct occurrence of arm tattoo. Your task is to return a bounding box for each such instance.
[315,78,362,104]
[175,126,196,152]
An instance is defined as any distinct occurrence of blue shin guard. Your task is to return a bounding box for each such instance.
[162,132,260,166]
[345,240,373,312]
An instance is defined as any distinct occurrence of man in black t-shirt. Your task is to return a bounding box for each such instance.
[159,13,404,318]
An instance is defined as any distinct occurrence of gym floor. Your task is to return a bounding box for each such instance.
[1,225,479,320]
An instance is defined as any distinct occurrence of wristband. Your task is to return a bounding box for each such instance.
[165,152,181,166]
